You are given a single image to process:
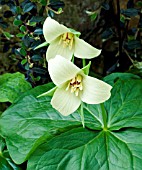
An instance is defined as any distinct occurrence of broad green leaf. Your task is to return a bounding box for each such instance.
[0,82,103,164]
[0,72,31,103]
[1,72,142,168]
[27,128,106,170]
[27,128,142,170]
[105,79,142,130]
[104,72,140,85]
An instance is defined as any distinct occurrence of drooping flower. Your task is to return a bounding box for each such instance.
[43,17,101,61]
[40,55,112,116]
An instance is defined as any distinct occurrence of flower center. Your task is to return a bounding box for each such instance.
[66,74,83,96]
[59,32,74,50]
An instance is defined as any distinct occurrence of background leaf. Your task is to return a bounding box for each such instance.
[0,72,31,103]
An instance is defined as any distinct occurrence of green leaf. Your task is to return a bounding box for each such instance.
[23,3,34,13]
[106,79,142,130]
[120,14,126,23]
[39,0,47,6]
[20,25,26,32]
[0,72,31,103]
[28,128,142,170]
[0,137,21,170]
[28,22,36,27]
[0,82,103,164]
[21,58,27,65]
[91,13,98,21]
[30,16,44,23]
[34,28,43,35]
[31,55,43,62]
[1,73,142,168]
[16,33,25,38]
[16,6,22,14]
[13,19,22,26]
[34,42,49,50]
[3,32,13,39]
[20,48,27,56]
[104,72,140,85]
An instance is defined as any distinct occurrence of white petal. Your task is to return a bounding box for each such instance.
[74,37,101,59]
[43,17,69,43]
[46,37,74,61]
[81,75,112,104]
[48,55,81,86]
[51,87,81,116]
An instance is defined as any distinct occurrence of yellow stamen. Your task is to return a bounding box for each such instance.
[66,74,83,96]
[79,82,83,90]
[62,33,67,40]
[70,77,76,84]
[59,32,74,50]
[71,86,76,93]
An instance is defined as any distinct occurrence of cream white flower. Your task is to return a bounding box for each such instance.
[43,17,101,61]
[45,55,112,116]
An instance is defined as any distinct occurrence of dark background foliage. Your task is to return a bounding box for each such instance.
[0,0,142,169]
[0,0,142,84]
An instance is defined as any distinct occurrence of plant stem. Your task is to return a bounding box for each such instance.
[100,103,107,129]
[82,59,86,67]
[80,103,85,128]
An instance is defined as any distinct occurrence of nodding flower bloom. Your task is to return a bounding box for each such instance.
[43,17,101,61]
[46,55,112,116]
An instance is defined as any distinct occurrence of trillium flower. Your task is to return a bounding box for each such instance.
[43,17,101,61]
[40,55,112,116]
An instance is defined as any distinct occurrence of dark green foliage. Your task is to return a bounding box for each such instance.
[0,0,65,85]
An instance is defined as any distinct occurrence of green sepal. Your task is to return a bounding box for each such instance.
[69,28,81,37]
[37,86,57,98]
[81,61,91,75]
[34,42,49,50]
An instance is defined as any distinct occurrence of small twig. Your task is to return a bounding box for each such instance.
[123,48,134,64]
[46,6,63,15]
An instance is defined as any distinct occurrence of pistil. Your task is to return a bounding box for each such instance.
[59,32,74,50]
[66,74,83,96]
